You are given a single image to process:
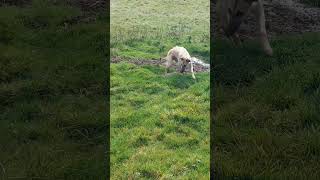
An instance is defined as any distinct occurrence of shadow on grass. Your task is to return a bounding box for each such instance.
[213,33,320,178]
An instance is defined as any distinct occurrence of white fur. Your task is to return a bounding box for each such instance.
[191,57,210,68]
[164,46,209,79]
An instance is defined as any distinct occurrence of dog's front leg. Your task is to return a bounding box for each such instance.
[178,59,186,73]
[231,33,242,46]
[251,1,273,56]
[190,62,196,79]
[165,57,173,75]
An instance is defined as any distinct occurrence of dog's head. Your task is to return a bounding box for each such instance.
[180,57,191,73]
[216,0,257,36]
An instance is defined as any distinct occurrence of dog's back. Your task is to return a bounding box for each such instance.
[167,46,191,61]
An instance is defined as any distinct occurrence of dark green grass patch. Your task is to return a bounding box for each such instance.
[213,32,320,178]
[300,0,320,7]
[0,1,107,179]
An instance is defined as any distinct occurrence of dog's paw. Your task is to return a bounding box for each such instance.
[264,47,273,56]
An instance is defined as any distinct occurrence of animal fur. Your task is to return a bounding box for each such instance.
[163,46,209,79]
[216,0,273,56]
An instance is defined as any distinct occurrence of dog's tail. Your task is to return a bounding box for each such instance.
[191,57,210,68]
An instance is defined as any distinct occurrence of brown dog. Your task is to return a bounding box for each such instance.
[216,0,273,56]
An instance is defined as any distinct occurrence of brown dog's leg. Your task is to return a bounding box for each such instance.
[231,33,242,46]
[251,1,273,56]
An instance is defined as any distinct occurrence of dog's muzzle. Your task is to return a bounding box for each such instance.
[180,64,187,73]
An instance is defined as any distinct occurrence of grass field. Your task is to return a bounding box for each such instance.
[110,0,210,179]
[213,32,320,179]
[0,0,107,179]
[301,0,320,7]
[110,0,210,61]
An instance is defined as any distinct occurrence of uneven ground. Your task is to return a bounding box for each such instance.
[0,0,107,179]
[111,57,210,73]
[212,0,320,179]
[0,0,106,12]
[212,0,320,40]
[110,0,210,179]
[111,63,210,179]
[110,0,210,61]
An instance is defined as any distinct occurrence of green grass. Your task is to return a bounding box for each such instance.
[301,0,320,7]
[0,0,107,179]
[111,63,210,179]
[110,0,210,61]
[213,33,320,179]
[111,0,210,179]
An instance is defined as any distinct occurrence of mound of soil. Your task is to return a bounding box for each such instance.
[111,57,210,73]
[211,0,320,39]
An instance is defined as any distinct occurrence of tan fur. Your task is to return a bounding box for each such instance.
[164,46,196,79]
[216,0,273,56]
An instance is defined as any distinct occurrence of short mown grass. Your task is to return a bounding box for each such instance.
[213,32,320,179]
[0,0,107,179]
[111,0,210,179]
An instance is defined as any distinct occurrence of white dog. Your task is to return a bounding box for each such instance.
[163,46,209,79]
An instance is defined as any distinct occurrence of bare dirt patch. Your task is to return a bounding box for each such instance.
[111,57,210,73]
[211,0,320,40]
